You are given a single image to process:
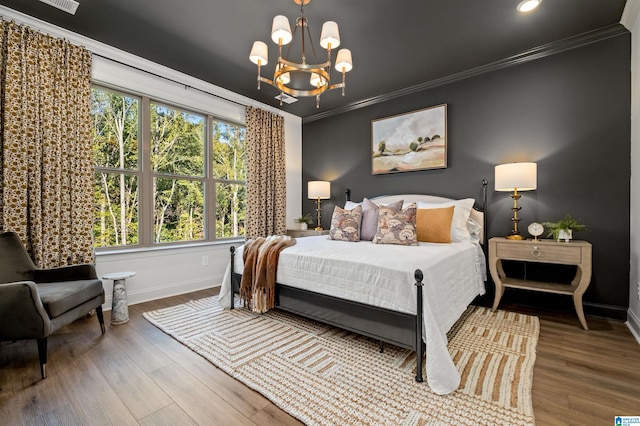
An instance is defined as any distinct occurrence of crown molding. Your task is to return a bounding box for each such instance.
[303,24,629,124]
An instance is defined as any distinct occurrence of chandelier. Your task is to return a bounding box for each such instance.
[249,0,353,108]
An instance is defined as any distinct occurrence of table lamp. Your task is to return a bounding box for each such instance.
[308,181,331,230]
[495,162,537,240]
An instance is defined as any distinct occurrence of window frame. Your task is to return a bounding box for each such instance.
[92,84,247,251]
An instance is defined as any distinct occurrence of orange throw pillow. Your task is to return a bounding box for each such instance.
[416,206,454,243]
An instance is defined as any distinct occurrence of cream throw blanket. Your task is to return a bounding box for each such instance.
[240,235,296,313]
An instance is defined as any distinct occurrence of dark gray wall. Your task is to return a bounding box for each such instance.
[301,32,631,317]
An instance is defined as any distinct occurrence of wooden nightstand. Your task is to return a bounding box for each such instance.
[488,237,592,330]
[286,229,330,238]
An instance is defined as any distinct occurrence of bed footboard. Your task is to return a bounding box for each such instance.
[414,269,424,383]
[228,245,427,383]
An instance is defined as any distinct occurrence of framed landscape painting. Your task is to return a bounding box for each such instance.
[372,104,447,174]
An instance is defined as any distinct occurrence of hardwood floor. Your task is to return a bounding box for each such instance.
[1,288,639,425]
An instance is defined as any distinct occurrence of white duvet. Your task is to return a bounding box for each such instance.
[219,236,486,395]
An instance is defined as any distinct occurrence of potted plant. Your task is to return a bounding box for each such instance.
[294,213,314,230]
[542,214,587,242]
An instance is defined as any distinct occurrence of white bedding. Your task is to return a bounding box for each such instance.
[219,236,486,395]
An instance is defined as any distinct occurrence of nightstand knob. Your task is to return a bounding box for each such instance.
[531,246,541,258]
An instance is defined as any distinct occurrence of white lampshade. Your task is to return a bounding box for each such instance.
[249,41,268,65]
[271,15,293,45]
[335,49,353,73]
[309,72,326,87]
[320,21,340,50]
[275,63,291,85]
[308,181,331,199]
[495,162,537,191]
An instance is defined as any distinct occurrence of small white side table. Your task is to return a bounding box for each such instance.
[102,271,136,325]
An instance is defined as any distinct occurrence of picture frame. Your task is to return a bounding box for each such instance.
[371,104,447,175]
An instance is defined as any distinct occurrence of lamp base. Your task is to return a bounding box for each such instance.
[314,226,324,231]
[505,234,525,240]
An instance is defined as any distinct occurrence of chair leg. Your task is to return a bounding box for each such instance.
[37,338,47,379]
[96,306,106,334]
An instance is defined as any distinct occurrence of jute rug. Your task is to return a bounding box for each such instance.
[144,297,538,425]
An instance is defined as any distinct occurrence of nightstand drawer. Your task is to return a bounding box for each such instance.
[495,242,582,264]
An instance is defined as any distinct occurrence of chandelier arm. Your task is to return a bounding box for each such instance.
[305,21,321,66]
[300,19,306,64]
[258,76,275,86]
[327,82,345,91]
[284,24,299,62]
[257,63,261,90]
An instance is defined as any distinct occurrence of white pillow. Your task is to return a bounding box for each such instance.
[466,218,482,244]
[416,198,475,242]
[344,200,361,210]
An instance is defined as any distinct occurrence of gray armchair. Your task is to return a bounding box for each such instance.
[0,231,105,378]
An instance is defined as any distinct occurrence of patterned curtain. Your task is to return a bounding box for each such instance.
[0,21,94,268]
[245,106,286,238]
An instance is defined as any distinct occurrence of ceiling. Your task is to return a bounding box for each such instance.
[0,0,628,119]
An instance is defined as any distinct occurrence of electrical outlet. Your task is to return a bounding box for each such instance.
[637,281,640,300]
[202,255,209,266]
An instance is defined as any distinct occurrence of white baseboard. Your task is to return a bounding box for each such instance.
[627,309,640,345]
[103,276,223,311]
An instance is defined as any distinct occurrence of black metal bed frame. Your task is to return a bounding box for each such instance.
[229,180,488,383]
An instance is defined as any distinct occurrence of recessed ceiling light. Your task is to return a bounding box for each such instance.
[517,0,542,13]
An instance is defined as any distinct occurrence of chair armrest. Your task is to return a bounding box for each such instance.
[0,281,51,340]
[34,264,98,283]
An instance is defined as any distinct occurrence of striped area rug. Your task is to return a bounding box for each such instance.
[144,297,538,425]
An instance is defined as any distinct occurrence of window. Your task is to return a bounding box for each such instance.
[91,87,246,248]
[213,121,246,238]
[92,89,140,247]
[150,103,206,243]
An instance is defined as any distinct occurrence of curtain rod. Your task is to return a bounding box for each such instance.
[91,52,247,109]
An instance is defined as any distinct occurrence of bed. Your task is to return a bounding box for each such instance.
[219,181,488,395]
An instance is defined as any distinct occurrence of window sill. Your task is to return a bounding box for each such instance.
[95,238,245,257]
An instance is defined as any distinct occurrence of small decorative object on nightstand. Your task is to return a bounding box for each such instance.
[542,214,587,242]
[527,222,544,241]
[489,237,592,330]
[294,213,314,230]
[287,229,330,238]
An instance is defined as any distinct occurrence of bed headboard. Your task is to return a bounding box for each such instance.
[344,180,488,245]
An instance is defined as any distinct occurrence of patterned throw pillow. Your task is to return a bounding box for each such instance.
[372,203,418,246]
[328,205,363,242]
